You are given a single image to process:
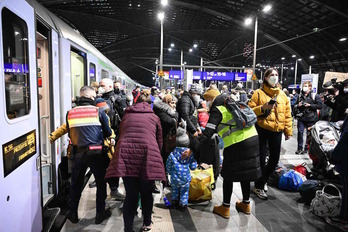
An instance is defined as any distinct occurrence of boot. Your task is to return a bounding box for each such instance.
[235,201,251,215]
[213,204,230,219]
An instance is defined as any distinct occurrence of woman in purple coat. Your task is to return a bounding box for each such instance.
[106,91,165,232]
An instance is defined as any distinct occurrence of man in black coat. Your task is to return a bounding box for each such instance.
[324,79,348,122]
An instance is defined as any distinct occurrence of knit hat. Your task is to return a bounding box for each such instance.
[96,98,109,112]
[322,132,336,144]
[189,84,201,94]
[176,119,190,147]
[203,88,220,101]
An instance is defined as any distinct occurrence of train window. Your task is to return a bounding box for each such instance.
[89,62,96,82]
[101,69,108,79]
[2,8,31,119]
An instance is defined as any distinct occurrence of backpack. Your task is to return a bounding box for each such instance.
[224,97,257,130]
[106,95,123,132]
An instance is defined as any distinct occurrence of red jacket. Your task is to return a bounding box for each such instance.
[105,102,165,181]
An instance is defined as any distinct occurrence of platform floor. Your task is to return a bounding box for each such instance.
[62,124,340,232]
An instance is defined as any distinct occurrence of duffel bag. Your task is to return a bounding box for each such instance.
[279,170,306,192]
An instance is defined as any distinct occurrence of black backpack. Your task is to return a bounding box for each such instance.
[105,95,123,133]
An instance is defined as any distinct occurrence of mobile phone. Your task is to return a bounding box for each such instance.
[269,99,276,105]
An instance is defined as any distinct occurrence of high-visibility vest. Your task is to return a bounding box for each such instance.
[216,105,258,148]
[67,106,101,128]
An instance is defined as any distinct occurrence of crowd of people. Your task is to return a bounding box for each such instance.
[53,68,348,231]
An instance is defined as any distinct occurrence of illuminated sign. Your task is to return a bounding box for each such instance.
[202,71,235,81]
[3,130,36,177]
[4,63,29,74]
[169,70,183,79]
[234,72,247,82]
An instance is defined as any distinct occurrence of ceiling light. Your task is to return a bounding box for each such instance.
[193,44,198,48]
[310,55,315,59]
[138,4,140,7]
[168,48,172,51]
[189,48,193,52]
[184,62,187,65]
[281,57,285,60]
[298,58,302,61]
[244,18,252,26]
[170,43,174,47]
[291,67,294,70]
[129,3,131,6]
[339,37,347,42]
[161,0,168,6]
[292,55,296,58]
[157,12,164,21]
[262,4,272,12]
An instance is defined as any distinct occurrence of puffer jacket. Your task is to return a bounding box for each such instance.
[153,101,178,139]
[105,102,165,181]
[166,147,197,185]
[176,91,198,135]
[248,84,293,137]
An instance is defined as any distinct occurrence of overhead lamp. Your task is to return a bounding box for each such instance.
[161,0,168,6]
[298,58,302,61]
[184,62,187,65]
[168,48,172,51]
[157,12,164,21]
[292,55,296,58]
[262,4,272,12]
[189,48,193,52]
[291,67,294,70]
[193,44,198,48]
[129,3,131,6]
[244,18,252,26]
[155,59,158,64]
[339,37,347,42]
[281,57,285,60]
[170,43,174,47]
[310,55,315,59]
[138,4,140,7]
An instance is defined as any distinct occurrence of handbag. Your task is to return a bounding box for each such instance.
[278,170,306,192]
[293,162,307,177]
[310,184,341,217]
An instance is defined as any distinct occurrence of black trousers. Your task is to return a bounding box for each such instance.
[123,177,154,232]
[70,152,107,214]
[255,124,283,190]
[223,180,250,204]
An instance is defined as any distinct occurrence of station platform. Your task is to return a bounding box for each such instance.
[61,126,341,232]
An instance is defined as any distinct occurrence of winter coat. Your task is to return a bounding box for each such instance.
[294,91,322,122]
[166,147,197,185]
[200,94,261,182]
[153,101,178,141]
[331,117,348,176]
[248,84,293,137]
[325,93,348,122]
[176,91,198,135]
[105,102,166,181]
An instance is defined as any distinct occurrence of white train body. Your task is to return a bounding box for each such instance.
[0,0,143,231]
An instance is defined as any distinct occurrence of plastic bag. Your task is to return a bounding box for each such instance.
[279,170,306,192]
[189,168,213,202]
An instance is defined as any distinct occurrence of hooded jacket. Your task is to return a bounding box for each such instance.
[153,100,178,139]
[176,91,198,135]
[248,84,293,136]
[166,147,197,185]
[105,102,165,181]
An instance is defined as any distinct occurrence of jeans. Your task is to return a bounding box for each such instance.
[297,120,315,151]
[254,124,282,190]
[70,152,107,214]
[123,177,154,232]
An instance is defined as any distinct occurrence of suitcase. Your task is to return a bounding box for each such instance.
[199,133,220,189]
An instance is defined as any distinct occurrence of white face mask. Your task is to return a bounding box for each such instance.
[193,95,200,105]
[344,88,348,93]
[302,87,309,93]
[267,75,278,87]
[98,87,106,95]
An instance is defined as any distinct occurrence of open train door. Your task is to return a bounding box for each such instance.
[0,2,42,232]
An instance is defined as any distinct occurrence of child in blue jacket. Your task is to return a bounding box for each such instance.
[166,124,197,210]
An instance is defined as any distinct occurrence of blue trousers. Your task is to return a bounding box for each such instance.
[171,182,190,206]
[297,120,315,151]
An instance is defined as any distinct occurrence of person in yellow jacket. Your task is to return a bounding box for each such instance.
[248,68,293,200]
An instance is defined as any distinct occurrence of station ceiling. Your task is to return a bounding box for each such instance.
[37,0,348,87]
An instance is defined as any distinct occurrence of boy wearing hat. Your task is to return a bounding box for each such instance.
[166,121,197,210]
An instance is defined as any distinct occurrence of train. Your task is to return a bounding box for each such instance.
[0,0,145,231]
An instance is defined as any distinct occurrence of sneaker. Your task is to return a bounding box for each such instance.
[264,183,268,192]
[67,212,79,224]
[253,188,268,200]
[213,204,230,219]
[89,180,96,188]
[295,149,302,154]
[179,204,188,212]
[301,150,308,154]
[142,222,153,231]
[95,208,111,224]
[110,189,125,200]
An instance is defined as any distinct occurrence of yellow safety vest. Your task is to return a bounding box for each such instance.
[216,105,258,148]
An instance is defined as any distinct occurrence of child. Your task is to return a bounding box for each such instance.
[321,132,337,154]
[166,123,197,211]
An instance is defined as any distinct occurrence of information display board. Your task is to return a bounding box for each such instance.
[202,71,235,81]
[235,72,247,82]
